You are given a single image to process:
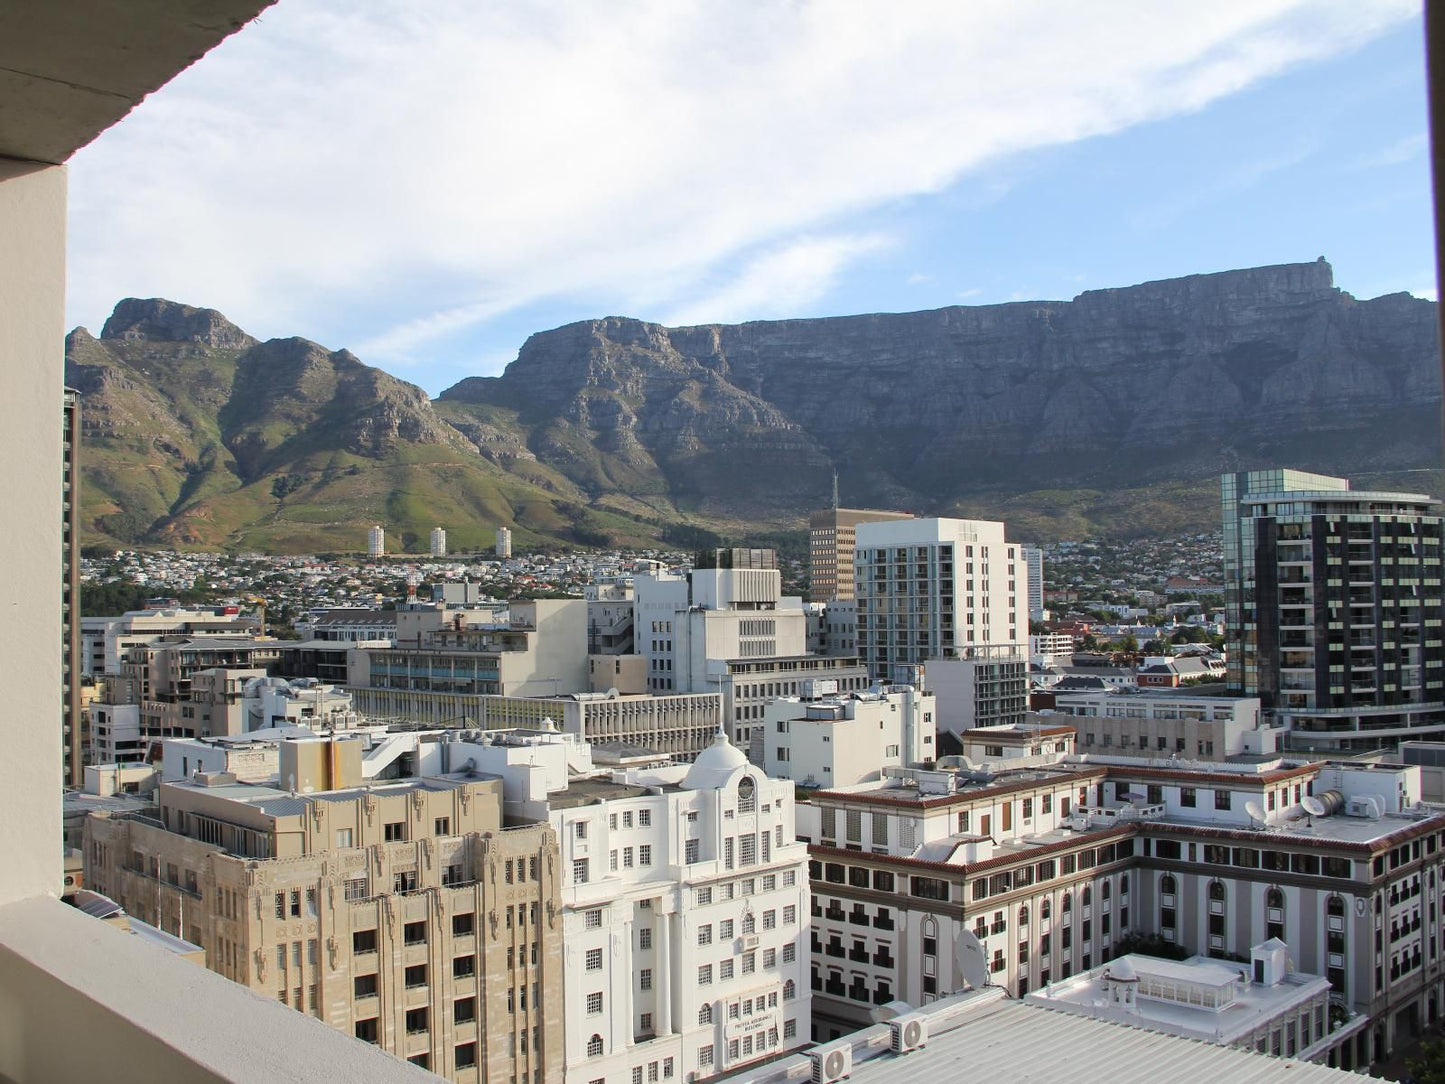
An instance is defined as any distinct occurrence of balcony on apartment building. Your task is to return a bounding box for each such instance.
[0,6,429,1082]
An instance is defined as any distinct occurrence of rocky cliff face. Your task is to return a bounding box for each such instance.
[66,298,586,552]
[444,259,1441,515]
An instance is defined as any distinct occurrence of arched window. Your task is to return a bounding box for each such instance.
[699,1004,713,1025]
[784,980,796,1001]
[1327,894,1345,918]
[1062,891,1072,914]
[1041,898,1051,920]
[1018,905,1030,927]
[1160,874,1176,895]
[1263,885,1284,940]
[1082,886,1092,906]
[1207,880,1227,957]
[738,776,756,813]
[1102,881,1112,901]
[588,1035,604,1057]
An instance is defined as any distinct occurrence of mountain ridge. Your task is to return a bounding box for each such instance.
[68,260,1444,552]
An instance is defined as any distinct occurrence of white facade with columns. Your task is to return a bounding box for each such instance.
[550,735,812,1084]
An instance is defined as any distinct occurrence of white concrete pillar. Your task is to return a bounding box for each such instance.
[619,918,634,1047]
[656,909,672,1035]
[0,158,66,905]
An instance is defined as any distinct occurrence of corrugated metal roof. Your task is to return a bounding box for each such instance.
[727,989,1377,1084]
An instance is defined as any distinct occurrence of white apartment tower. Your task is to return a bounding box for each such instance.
[451,730,813,1084]
[853,518,1025,682]
[431,527,447,557]
[497,527,513,559]
[1023,546,1045,622]
[368,524,385,558]
[553,737,812,1084]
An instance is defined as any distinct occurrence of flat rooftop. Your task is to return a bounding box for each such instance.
[724,986,1360,1084]
[549,777,656,809]
[1028,952,1329,1042]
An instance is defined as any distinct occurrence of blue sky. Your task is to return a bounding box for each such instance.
[66,1,1431,396]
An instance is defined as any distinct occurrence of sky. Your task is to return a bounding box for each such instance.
[67,0,1434,397]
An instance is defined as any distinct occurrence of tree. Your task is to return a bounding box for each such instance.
[1407,1037,1445,1084]
[1142,639,1164,654]
[1117,635,1139,653]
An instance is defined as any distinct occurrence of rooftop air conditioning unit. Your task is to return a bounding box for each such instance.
[811,1041,852,1084]
[888,1011,928,1054]
[741,934,760,951]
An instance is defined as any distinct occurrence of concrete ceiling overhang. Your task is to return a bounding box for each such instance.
[0,0,275,165]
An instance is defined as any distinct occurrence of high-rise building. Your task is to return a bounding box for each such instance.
[852,518,1025,683]
[368,524,385,558]
[430,527,447,557]
[84,733,564,1082]
[1022,546,1045,623]
[62,387,81,786]
[807,509,914,603]
[1222,469,1445,750]
[496,527,513,559]
[632,563,870,751]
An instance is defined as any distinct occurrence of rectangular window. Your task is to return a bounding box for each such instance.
[435,817,450,836]
[640,844,652,866]
[685,839,700,864]
[699,965,713,985]
[699,924,713,945]
[405,1007,428,1034]
[353,929,378,954]
[354,973,378,998]
[586,908,603,928]
[453,912,475,937]
[336,828,353,848]
[587,948,603,970]
[641,968,653,990]
[384,821,406,842]
[587,991,604,1014]
[574,858,590,884]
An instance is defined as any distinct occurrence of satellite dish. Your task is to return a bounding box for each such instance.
[869,999,914,1024]
[1302,795,1327,817]
[955,928,988,991]
[1245,800,1266,824]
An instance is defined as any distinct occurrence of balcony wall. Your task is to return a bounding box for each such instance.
[0,896,430,1083]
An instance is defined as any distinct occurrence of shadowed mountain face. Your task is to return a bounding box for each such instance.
[441,259,1441,523]
[68,261,1443,553]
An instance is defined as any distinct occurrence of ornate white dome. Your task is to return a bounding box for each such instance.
[682,731,749,790]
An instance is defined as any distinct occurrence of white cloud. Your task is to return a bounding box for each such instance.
[1352,132,1429,169]
[957,288,983,300]
[662,234,890,327]
[907,273,933,285]
[66,0,1418,379]
[1412,287,1438,302]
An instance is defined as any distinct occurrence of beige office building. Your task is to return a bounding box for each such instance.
[808,508,914,603]
[84,736,563,1082]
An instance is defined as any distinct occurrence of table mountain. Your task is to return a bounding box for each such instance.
[440,258,1441,536]
[69,260,1443,552]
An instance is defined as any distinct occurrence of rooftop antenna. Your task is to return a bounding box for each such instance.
[831,468,839,512]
